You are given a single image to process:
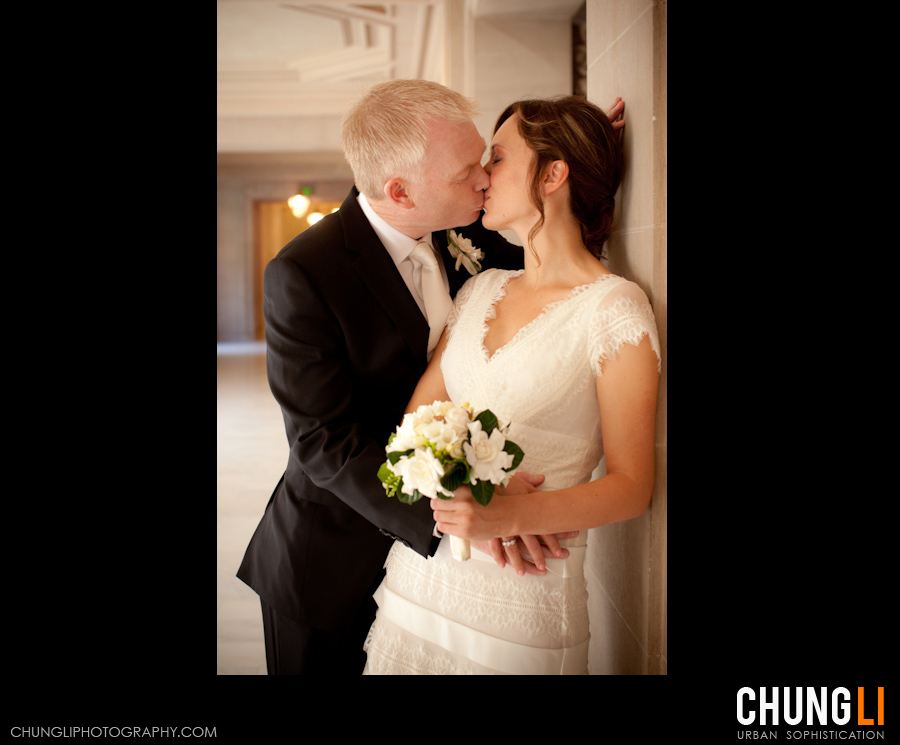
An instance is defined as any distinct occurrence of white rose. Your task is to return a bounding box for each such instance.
[464,421,515,485]
[391,448,453,499]
[444,406,472,437]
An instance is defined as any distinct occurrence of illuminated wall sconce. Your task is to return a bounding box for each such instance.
[288,186,314,217]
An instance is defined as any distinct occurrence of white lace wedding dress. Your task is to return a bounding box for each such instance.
[363,268,660,675]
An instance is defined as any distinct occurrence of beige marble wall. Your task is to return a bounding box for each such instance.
[585,0,667,674]
[471,15,573,144]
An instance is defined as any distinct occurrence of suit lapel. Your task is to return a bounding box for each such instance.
[340,188,429,361]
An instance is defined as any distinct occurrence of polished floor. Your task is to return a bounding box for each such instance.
[217,344,286,674]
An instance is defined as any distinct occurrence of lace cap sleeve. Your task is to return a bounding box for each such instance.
[588,280,661,377]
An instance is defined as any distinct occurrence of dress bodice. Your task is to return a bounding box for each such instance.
[441,268,660,492]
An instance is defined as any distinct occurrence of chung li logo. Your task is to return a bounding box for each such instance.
[736,686,885,739]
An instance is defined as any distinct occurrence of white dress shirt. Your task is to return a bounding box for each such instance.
[357,193,450,317]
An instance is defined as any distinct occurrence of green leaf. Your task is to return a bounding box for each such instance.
[387,449,413,465]
[474,409,499,434]
[396,488,424,505]
[441,460,469,493]
[378,462,403,497]
[504,440,524,471]
[470,480,495,506]
[377,462,394,483]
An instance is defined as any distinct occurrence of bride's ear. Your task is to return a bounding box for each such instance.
[384,178,415,208]
[541,160,569,197]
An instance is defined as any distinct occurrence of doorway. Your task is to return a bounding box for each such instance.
[252,199,341,340]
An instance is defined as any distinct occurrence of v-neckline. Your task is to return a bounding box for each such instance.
[480,270,618,362]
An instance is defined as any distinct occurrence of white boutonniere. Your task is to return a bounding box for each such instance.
[446,230,484,275]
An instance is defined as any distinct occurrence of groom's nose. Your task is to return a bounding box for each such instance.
[473,163,490,192]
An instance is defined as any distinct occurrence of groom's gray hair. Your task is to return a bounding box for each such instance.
[341,79,479,200]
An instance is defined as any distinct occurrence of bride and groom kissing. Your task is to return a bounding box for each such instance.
[237,79,659,675]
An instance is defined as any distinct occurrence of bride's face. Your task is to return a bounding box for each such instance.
[482,113,541,235]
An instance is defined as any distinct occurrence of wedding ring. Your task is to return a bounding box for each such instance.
[501,539,516,547]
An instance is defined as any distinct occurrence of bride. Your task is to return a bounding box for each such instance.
[363,96,661,675]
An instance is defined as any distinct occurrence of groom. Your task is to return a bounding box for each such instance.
[237,79,624,674]
[237,80,526,675]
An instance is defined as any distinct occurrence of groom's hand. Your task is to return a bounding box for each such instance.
[488,533,579,576]
[513,470,545,490]
[471,539,546,576]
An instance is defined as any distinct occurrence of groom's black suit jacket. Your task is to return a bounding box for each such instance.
[237,186,523,631]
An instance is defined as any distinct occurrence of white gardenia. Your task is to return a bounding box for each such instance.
[447,230,484,275]
[428,421,465,459]
[464,420,515,485]
[389,448,453,499]
[391,402,472,457]
[388,412,428,453]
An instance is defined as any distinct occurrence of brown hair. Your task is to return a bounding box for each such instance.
[494,96,624,259]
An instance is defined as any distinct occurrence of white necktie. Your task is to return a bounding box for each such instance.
[409,241,453,359]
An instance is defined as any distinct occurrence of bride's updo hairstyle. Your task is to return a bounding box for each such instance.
[494,96,624,259]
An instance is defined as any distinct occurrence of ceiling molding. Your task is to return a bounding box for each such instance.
[217,2,443,119]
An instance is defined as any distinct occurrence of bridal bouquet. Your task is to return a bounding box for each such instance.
[378,401,524,561]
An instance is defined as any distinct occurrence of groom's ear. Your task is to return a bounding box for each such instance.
[541,160,569,196]
[384,178,415,209]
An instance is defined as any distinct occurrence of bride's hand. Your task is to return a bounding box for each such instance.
[606,97,625,132]
[432,474,576,575]
[431,473,543,540]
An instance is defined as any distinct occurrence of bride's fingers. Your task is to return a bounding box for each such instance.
[605,97,624,123]
[430,498,461,536]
